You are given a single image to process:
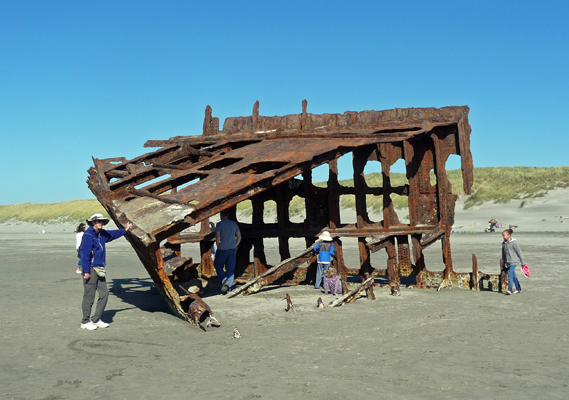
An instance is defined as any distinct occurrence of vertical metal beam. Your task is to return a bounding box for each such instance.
[403,140,419,227]
[276,184,291,261]
[253,238,267,277]
[202,105,219,136]
[252,101,260,132]
[303,169,315,230]
[200,240,214,277]
[333,238,348,294]
[432,132,454,279]
[358,237,372,275]
[411,234,426,287]
[301,99,309,131]
[353,147,371,228]
[328,160,341,229]
[378,143,400,228]
[251,196,267,277]
[397,235,412,277]
[457,111,474,193]
[431,131,452,226]
[386,238,400,288]
[471,254,478,291]
[354,147,373,277]
[305,236,318,285]
[236,238,253,278]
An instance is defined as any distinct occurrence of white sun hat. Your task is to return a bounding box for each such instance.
[86,213,109,225]
[319,231,333,241]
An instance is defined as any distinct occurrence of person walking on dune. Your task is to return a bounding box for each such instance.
[79,213,131,330]
[501,228,528,295]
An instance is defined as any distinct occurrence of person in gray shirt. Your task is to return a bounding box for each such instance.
[214,209,241,294]
[501,228,525,295]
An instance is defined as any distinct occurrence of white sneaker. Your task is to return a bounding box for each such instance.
[93,320,109,328]
[80,322,98,330]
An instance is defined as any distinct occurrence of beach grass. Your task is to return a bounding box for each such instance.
[263,166,569,214]
[2,167,568,223]
[0,200,106,223]
[332,166,569,210]
[460,166,569,208]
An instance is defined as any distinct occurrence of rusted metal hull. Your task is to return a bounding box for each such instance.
[87,101,501,326]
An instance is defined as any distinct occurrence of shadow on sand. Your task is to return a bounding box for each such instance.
[106,278,171,321]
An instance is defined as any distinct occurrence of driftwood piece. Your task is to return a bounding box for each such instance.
[282,293,295,312]
[233,326,242,338]
[329,273,376,307]
[363,273,376,300]
[227,242,318,298]
[437,279,452,291]
[206,315,221,328]
[390,284,401,296]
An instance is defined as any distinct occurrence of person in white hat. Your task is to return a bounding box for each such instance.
[313,231,335,290]
[78,213,131,330]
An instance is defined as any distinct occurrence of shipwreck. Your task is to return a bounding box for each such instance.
[87,101,502,329]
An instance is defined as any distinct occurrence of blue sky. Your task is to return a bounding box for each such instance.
[1,1,567,205]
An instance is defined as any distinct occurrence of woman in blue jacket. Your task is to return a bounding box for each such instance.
[79,213,131,330]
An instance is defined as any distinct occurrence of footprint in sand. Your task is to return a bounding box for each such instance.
[68,339,165,358]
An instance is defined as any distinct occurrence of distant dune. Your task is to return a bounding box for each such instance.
[0,199,105,224]
[1,167,568,224]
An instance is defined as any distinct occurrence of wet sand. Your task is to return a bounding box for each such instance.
[1,192,568,399]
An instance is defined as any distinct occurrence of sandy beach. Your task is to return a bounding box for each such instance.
[1,191,568,400]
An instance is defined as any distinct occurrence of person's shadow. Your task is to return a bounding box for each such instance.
[103,277,171,322]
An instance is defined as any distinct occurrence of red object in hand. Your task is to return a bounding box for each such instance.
[521,264,530,278]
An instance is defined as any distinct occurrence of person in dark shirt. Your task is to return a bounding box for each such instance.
[214,210,241,294]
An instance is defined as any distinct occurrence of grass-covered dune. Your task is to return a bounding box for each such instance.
[2,167,568,224]
[338,165,569,212]
[0,200,105,224]
[241,166,569,216]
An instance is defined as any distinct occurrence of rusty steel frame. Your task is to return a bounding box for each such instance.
[87,100,502,327]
